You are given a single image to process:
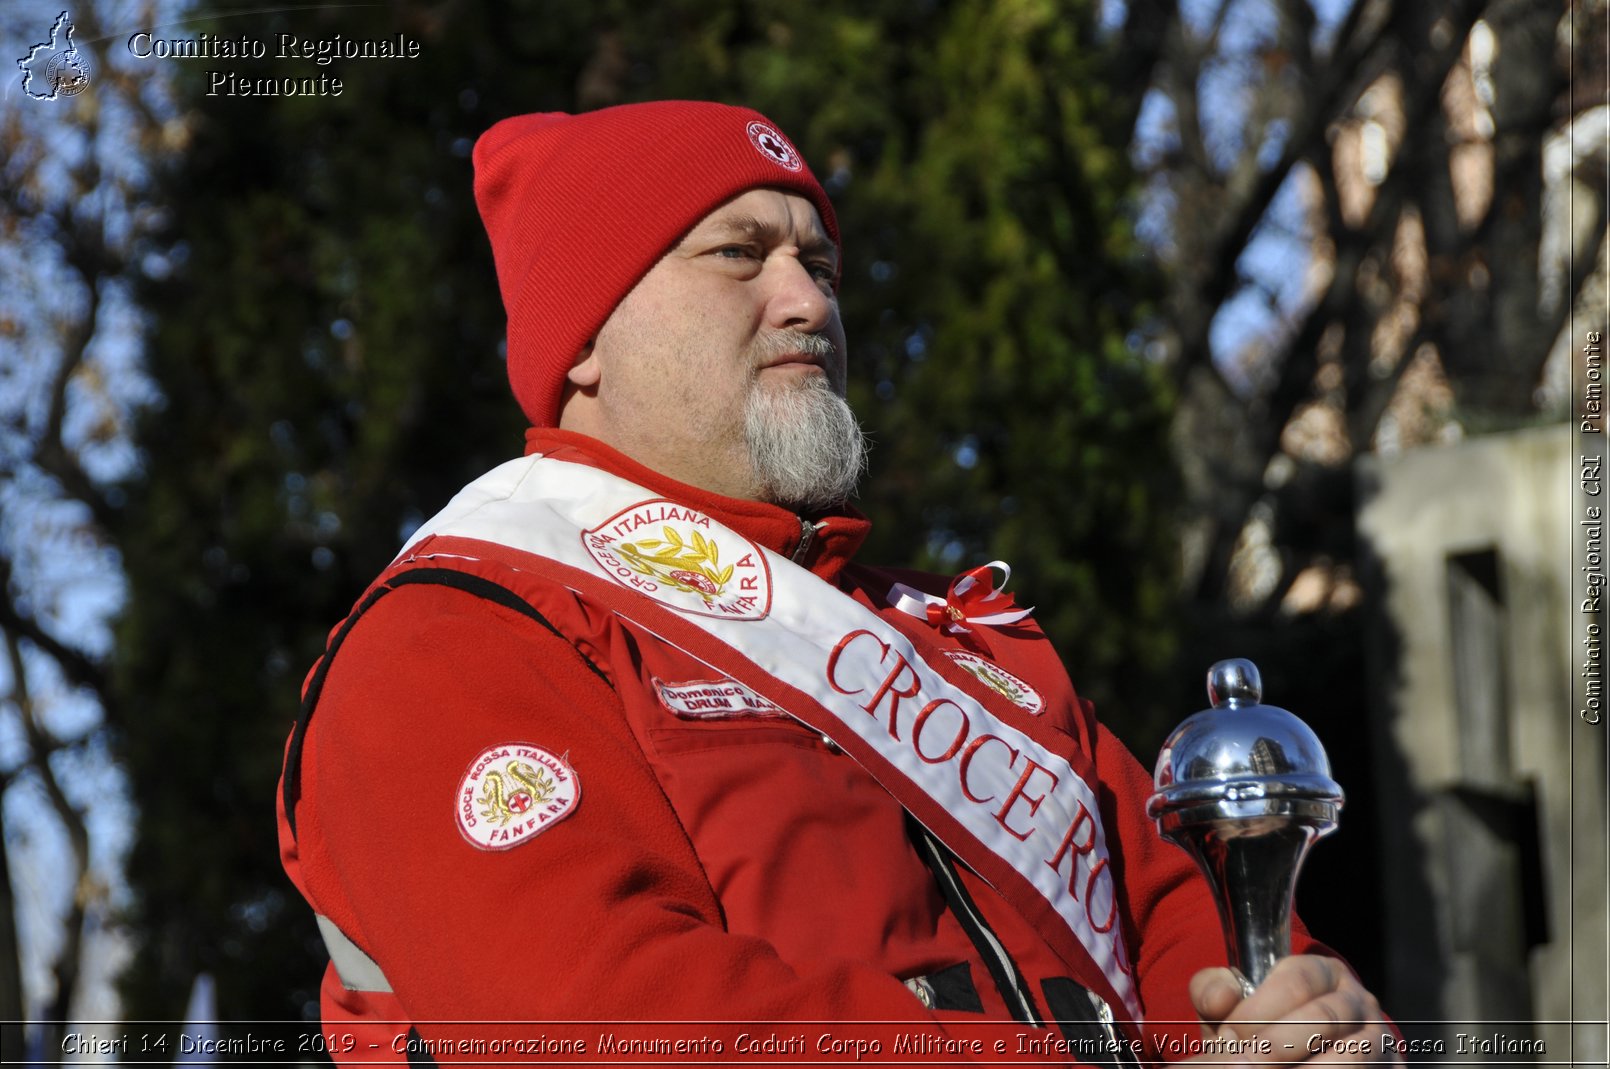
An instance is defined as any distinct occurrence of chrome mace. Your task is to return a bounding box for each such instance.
[1146,659,1343,993]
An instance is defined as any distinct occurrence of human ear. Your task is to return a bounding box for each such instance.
[567,342,601,389]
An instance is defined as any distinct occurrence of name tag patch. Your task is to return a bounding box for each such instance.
[655,677,787,720]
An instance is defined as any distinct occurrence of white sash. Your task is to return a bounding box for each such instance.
[401,454,1141,1020]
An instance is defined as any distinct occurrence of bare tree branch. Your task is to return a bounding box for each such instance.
[1169,0,1405,386]
[1104,0,1179,145]
[1184,0,1492,606]
[4,630,91,1059]
[0,555,109,702]
[1160,16,1214,178]
[1222,0,1316,218]
[36,303,119,529]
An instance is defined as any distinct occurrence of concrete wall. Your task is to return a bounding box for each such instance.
[1356,423,1606,1062]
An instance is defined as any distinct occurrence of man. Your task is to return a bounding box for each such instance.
[278,101,1395,1065]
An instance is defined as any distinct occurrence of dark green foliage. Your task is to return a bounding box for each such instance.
[112,0,1177,1021]
[115,4,538,1021]
[600,0,1181,725]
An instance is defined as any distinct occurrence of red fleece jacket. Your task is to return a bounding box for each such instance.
[277,429,1339,1065]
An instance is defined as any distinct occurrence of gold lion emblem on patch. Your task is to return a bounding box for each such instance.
[945,650,1046,715]
[477,760,557,825]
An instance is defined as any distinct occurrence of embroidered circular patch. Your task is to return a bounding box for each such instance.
[746,120,802,171]
[581,500,773,620]
[455,743,579,851]
[945,650,1046,715]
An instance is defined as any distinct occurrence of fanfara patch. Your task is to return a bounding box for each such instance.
[582,500,773,620]
[944,650,1046,715]
[655,677,787,721]
[456,743,579,851]
[746,120,802,171]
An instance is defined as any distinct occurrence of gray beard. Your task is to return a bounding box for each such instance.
[744,375,868,512]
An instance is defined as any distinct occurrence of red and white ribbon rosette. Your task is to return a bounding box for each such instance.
[887,560,1034,635]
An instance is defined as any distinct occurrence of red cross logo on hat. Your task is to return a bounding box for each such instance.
[746,120,802,172]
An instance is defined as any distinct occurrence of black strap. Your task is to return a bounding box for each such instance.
[906,815,1046,1026]
[924,962,984,1013]
[282,567,612,838]
[403,1027,438,1067]
[1041,977,1144,1068]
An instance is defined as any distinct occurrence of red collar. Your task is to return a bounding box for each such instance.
[523,428,870,585]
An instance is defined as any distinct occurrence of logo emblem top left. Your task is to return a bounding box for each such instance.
[17,12,92,101]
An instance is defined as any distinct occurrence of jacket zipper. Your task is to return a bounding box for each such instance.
[1088,988,1140,1067]
[790,517,817,564]
[912,826,1042,1026]
[791,518,839,753]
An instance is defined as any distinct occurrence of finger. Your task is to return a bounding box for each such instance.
[1226,955,1343,1026]
[1190,967,1247,1029]
[1224,986,1380,1064]
[1306,993,1396,1066]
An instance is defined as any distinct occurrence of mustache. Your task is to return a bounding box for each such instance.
[751,330,839,365]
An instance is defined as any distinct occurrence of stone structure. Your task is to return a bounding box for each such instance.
[1356,422,1606,1062]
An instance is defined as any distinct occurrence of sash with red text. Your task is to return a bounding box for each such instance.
[397,455,1142,1023]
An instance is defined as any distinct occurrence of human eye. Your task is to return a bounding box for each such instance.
[804,259,839,294]
[714,244,760,261]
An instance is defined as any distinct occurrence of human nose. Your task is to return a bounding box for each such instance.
[766,254,835,335]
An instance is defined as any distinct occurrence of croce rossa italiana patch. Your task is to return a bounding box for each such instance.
[455,743,579,851]
[581,499,773,620]
[944,649,1046,715]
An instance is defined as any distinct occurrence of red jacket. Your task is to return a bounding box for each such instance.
[277,429,1331,1065]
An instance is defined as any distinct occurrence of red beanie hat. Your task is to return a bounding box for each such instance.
[472,100,841,427]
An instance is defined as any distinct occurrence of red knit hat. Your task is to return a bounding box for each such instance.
[472,101,841,427]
